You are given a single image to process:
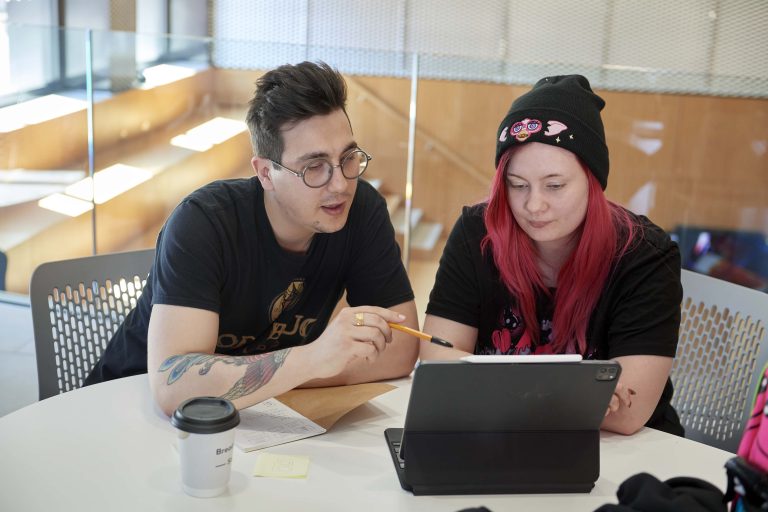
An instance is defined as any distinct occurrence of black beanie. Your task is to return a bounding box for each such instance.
[495,75,609,189]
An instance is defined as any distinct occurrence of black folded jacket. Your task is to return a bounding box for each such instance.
[594,472,726,512]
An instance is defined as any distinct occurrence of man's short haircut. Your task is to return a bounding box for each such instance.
[245,61,348,163]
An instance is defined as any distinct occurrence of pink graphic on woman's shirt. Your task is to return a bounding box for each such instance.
[534,342,555,355]
[491,328,512,353]
[516,330,533,353]
[487,304,552,355]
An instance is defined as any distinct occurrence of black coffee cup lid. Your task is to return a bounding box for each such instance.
[171,397,240,434]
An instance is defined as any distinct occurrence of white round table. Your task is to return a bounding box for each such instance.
[0,375,734,511]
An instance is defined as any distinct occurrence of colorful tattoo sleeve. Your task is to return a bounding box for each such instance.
[158,349,292,401]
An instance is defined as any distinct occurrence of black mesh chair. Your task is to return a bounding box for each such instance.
[671,269,768,452]
[30,249,155,400]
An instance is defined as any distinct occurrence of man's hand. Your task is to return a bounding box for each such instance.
[147,302,418,415]
[305,306,406,380]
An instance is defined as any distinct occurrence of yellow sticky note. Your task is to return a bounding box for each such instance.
[253,452,310,479]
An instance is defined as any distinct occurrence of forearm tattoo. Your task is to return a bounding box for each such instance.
[158,349,292,401]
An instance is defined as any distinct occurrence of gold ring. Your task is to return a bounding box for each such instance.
[354,312,365,327]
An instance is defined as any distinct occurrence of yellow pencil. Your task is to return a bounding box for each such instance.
[388,323,454,348]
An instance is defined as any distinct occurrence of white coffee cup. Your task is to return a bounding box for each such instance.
[171,397,240,498]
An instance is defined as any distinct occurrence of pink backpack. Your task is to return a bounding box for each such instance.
[738,365,768,471]
[725,364,768,511]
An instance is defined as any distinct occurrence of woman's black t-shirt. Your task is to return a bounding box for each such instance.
[426,203,683,435]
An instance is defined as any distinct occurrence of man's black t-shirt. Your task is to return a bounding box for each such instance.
[426,203,684,435]
[85,178,414,384]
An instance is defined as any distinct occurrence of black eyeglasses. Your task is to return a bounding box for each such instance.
[270,149,372,188]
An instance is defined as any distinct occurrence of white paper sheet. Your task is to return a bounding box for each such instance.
[235,398,326,452]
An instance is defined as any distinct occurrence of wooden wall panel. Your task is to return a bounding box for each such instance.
[602,90,768,231]
[357,76,768,234]
[347,76,502,229]
[213,68,264,106]
[345,76,411,196]
[0,109,87,170]
[213,69,768,235]
[8,69,764,295]
[5,134,251,293]
[0,70,215,171]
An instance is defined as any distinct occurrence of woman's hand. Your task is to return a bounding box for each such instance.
[606,382,636,416]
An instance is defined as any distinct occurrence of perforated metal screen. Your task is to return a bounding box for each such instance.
[210,0,767,98]
[46,275,146,394]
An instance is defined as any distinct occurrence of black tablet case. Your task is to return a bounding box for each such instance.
[385,360,621,495]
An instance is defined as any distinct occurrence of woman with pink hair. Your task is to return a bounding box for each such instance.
[422,75,683,436]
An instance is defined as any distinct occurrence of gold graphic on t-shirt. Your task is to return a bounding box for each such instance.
[214,280,317,351]
[217,334,256,350]
[216,314,318,350]
[217,334,281,353]
[270,279,304,322]
[267,314,317,340]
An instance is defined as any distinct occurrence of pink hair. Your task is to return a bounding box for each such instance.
[481,149,637,354]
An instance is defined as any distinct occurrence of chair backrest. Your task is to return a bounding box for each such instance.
[30,249,155,400]
[671,269,768,452]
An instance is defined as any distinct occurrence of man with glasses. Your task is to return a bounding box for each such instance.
[85,62,419,416]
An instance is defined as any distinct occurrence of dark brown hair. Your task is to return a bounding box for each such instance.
[245,61,348,162]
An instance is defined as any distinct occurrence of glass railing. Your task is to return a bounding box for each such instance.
[87,29,220,255]
[0,24,93,296]
[1,24,767,304]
